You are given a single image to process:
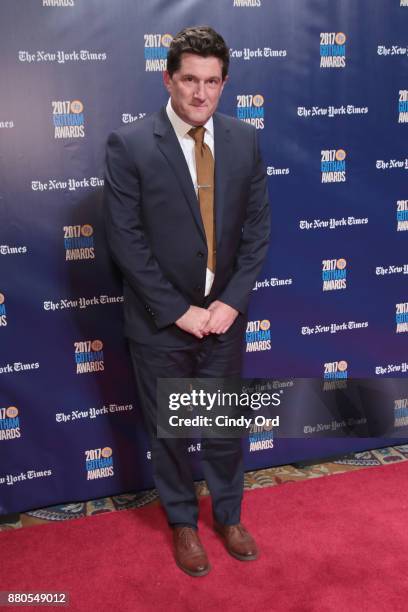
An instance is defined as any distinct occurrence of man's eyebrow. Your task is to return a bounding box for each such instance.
[181,74,221,80]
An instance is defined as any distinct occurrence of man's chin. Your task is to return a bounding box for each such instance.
[188,107,212,125]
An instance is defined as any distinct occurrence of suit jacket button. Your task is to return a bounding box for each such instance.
[197,251,204,258]
[194,285,202,292]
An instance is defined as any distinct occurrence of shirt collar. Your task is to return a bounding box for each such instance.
[166,98,214,139]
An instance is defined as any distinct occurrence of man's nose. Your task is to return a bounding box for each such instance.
[193,81,206,99]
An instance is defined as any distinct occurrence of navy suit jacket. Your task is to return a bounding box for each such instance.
[104,107,270,346]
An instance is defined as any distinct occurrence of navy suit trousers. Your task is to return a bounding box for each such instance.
[129,324,245,528]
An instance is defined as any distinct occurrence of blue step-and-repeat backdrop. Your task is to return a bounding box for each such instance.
[1,0,408,514]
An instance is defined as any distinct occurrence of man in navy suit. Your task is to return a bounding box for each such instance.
[104,26,270,577]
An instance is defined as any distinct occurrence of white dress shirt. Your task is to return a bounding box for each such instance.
[166,98,215,296]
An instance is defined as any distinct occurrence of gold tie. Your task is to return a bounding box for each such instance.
[189,126,216,272]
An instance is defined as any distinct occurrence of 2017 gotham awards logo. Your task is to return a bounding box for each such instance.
[64,224,95,261]
[321,149,346,183]
[249,421,273,451]
[84,446,114,480]
[323,360,348,390]
[396,302,408,333]
[324,360,348,380]
[322,258,347,291]
[398,91,408,123]
[74,340,104,374]
[0,293,7,327]
[0,406,21,440]
[401,0,408,7]
[320,32,346,68]
[246,319,271,352]
[397,200,408,230]
[144,33,172,71]
[394,398,408,427]
[52,100,84,138]
[236,94,264,129]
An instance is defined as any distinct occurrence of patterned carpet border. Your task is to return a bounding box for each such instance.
[1,445,407,530]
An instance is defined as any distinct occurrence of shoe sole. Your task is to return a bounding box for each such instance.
[175,559,211,577]
[228,549,259,562]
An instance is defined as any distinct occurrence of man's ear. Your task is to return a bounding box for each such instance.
[163,70,171,92]
[221,74,229,93]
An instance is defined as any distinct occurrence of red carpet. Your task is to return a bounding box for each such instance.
[1,462,408,612]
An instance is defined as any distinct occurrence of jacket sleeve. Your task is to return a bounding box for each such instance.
[218,128,271,313]
[103,130,190,329]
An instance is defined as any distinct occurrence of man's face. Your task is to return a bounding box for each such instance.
[163,53,227,126]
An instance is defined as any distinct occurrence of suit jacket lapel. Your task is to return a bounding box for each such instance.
[213,113,230,247]
[154,108,205,241]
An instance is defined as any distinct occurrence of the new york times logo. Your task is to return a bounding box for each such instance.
[323,360,348,391]
[233,0,262,6]
[322,258,347,291]
[74,340,104,374]
[64,224,95,261]
[397,200,408,231]
[320,32,346,68]
[0,245,27,256]
[398,90,408,123]
[0,468,52,487]
[122,112,147,124]
[84,446,114,480]
[144,33,172,72]
[396,302,408,333]
[19,50,106,64]
[43,0,74,6]
[321,149,346,183]
[0,406,21,440]
[236,94,265,130]
[0,293,7,327]
[52,100,84,139]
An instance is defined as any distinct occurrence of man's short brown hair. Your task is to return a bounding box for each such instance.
[167,26,230,80]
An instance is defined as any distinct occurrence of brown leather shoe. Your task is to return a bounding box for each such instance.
[214,521,259,561]
[173,527,211,577]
